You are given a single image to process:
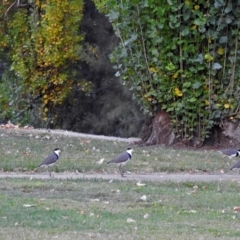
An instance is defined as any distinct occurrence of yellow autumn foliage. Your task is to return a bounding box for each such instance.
[174,88,183,97]
[224,103,230,109]
[217,47,224,55]
[3,0,84,115]
[149,67,157,73]
[191,25,197,30]
[173,72,179,79]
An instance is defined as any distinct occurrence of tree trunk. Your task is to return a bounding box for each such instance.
[141,111,240,148]
[141,111,176,146]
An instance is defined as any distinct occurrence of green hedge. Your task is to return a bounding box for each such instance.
[94,0,240,143]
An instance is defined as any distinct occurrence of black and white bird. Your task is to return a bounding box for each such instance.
[230,159,240,174]
[218,148,240,159]
[38,148,61,177]
[107,148,133,177]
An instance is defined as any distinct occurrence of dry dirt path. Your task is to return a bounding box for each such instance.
[0,172,239,182]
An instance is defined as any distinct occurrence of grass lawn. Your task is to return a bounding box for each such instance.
[0,129,236,174]
[0,178,240,239]
[0,129,240,239]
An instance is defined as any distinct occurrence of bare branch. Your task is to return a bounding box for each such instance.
[4,1,17,19]
[4,0,30,19]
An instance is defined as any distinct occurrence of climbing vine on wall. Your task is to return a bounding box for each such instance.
[94,0,240,143]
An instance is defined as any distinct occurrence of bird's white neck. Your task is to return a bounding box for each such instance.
[127,149,133,157]
[54,150,61,157]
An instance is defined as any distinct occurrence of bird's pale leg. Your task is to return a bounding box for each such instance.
[122,165,125,177]
[118,165,122,177]
[119,165,125,177]
[47,166,52,177]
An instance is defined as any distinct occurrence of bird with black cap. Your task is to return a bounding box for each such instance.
[38,148,61,177]
[107,147,133,177]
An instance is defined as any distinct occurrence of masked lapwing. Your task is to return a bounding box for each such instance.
[230,159,240,174]
[38,148,61,177]
[218,148,240,159]
[107,147,133,177]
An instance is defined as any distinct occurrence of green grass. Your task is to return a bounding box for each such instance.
[0,129,236,174]
[0,129,240,239]
[0,178,240,239]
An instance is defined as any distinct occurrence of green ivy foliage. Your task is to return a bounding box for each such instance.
[94,0,240,143]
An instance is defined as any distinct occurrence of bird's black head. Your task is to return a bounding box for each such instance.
[54,148,60,151]
[127,147,132,150]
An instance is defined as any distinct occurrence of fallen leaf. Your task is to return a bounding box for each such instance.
[111,189,121,193]
[187,210,197,213]
[43,135,51,140]
[136,182,146,187]
[23,204,35,208]
[140,195,147,201]
[88,234,96,238]
[80,210,85,215]
[126,218,136,223]
[97,158,105,165]
[143,213,150,219]
[90,199,100,202]
[233,206,240,212]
